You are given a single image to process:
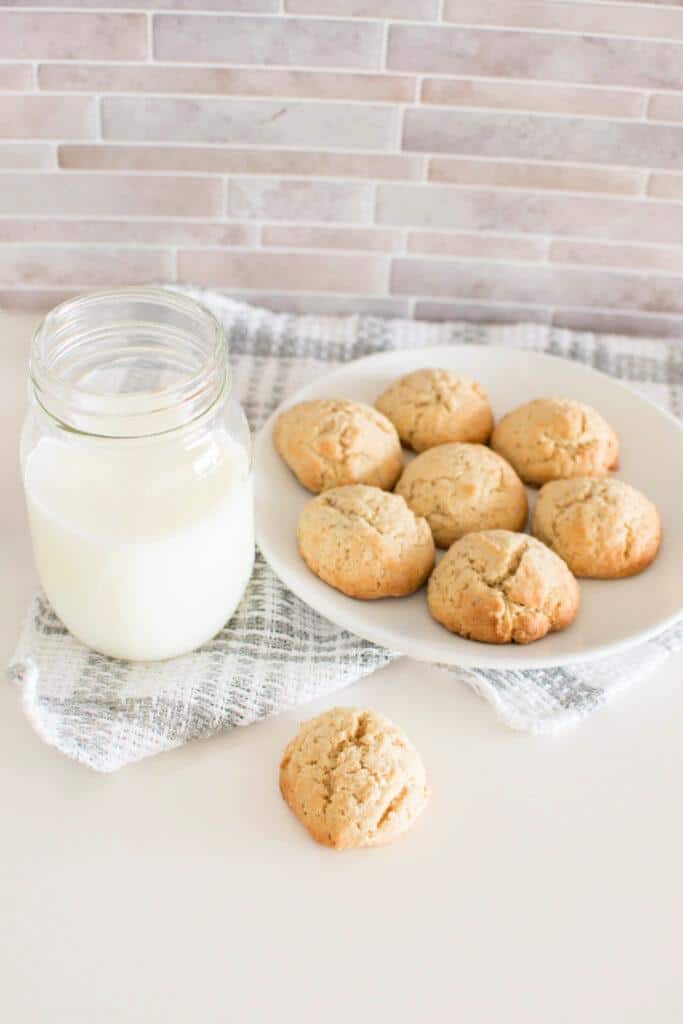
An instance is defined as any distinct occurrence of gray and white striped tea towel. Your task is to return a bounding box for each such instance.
[9,288,683,771]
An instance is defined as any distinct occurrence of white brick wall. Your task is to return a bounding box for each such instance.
[2,0,683,336]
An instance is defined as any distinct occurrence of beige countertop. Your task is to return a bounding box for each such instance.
[2,310,682,1023]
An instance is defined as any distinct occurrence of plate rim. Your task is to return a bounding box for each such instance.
[254,344,683,669]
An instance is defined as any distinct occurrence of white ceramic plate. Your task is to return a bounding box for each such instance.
[254,346,683,668]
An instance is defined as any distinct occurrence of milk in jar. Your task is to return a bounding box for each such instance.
[21,288,254,662]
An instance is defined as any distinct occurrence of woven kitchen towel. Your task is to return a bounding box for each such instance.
[9,287,683,771]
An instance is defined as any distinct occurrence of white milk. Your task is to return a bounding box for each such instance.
[24,431,254,661]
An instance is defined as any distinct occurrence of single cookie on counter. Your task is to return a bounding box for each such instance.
[490,398,619,486]
[395,442,528,549]
[532,477,661,579]
[375,368,493,453]
[279,707,429,850]
[274,398,403,493]
[297,484,435,599]
[428,530,580,645]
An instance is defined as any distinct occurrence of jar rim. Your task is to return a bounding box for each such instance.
[30,287,229,439]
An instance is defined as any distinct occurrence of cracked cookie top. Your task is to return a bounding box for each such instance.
[274,398,403,494]
[395,442,528,549]
[532,477,661,579]
[297,484,435,599]
[279,707,429,850]
[491,397,619,487]
[428,529,580,645]
[374,368,493,453]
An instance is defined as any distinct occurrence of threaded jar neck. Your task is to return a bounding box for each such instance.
[30,287,228,439]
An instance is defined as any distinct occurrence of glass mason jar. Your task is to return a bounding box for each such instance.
[20,287,254,662]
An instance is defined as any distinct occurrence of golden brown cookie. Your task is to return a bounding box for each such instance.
[532,477,661,579]
[395,442,528,549]
[375,368,493,453]
[297,485,435,599]
[279,707,429,850]
[274,399,403,493]
[490,398,619,486]
[427,530,580,645]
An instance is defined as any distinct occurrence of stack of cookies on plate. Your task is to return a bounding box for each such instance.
[273,369,661,648]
